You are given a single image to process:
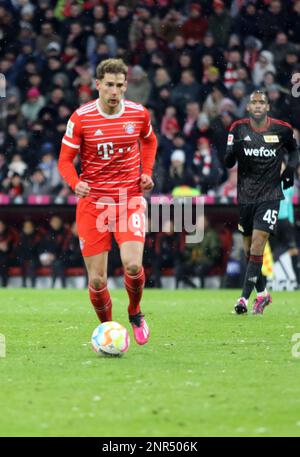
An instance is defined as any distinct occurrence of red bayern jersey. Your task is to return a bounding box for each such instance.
[61,98,153,201]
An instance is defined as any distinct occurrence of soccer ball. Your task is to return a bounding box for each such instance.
[91,321,130,356]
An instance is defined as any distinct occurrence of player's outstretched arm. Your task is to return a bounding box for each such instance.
[140,129,157,191]
[58,143,81,191]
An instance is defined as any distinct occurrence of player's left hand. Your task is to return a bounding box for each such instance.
[281,165,295,189]
[140,174,154,191]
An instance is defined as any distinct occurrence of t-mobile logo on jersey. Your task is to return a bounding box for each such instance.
[97,142,114,160]
[244,147,276,157]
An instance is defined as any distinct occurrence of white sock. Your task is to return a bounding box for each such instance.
[241,297,248,306]
[257,288,268,297]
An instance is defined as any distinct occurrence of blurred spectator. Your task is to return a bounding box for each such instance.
[223,230,244,288]
[160,105,180,138]
[223,48,243,89]
[35,21,62,56]
[192,137,222,194]
[234,1,261,39]
[258,0,288,46]
[152,219,182,288]
[0,220,14,287]
[210,110,235,168]
[38,150,63,193]
[148,66,172,118]
[6,173,24,200]
[110,4,132,51]
[176,215,221,288]
[125,65,151,105]
[63,222,85,270]
[266,84,288,119]
[252,50,276,87]
[24,169,51,197]
[160,8,184,43]
[86,21,117,64]
[14,220,39,287]
[168,33,187,67]
[0,153,8,186]
[7,153,28,177]
[243,36,262,72]
[170,69,201,118]
[261,71,277,93]
[203,83,227,120]
[172,50,194,85]
[21,87,46,123]
[269,32,291,68]
[277,47,300,88]
[36,216,67,288]
[217,165,237,199]
[194,112,214,145]
[182,3,208,46]
[199,66,221,103]
[182,102,201,140]
[236,67,255,94]
[194,31,225,75]
[230,81,248,118]
[160,132,194,172]
[208,0,232,47]
[162,149,195,194]
[288,0,300,44]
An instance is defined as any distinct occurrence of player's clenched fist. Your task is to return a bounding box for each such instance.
[75,181,91,198]
[140,174,154,191]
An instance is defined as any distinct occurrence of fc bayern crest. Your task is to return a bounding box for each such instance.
[123,122,136,134]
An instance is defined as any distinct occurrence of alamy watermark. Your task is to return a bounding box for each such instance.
[93,191,205,244]
[0,334,6,358]
[291,333,300,358]
[291,73,300,98]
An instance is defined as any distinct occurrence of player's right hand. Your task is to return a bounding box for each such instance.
[75,181,91,198]
[281,166,294,190]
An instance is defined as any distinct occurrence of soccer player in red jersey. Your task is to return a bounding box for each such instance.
[58,59,157,344]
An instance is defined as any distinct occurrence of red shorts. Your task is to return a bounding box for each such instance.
[76,196,147,257]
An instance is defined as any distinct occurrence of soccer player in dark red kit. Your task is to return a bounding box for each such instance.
[225,90,299,314]
[58,59,157,344]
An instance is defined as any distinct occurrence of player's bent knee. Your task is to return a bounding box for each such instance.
[124,263,142,275]
[89,275,107,290]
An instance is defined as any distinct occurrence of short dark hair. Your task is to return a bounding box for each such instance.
[250,90,269,102]
[96,58,128,80]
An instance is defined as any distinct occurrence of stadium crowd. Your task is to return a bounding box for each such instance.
[1,0,300,286]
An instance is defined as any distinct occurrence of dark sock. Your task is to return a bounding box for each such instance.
[241,255,263,300]
[255,273,267,294]
[246,254,266,294]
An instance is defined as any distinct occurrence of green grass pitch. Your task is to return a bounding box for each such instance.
[1,288,300,437]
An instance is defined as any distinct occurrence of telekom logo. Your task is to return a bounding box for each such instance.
[97,142,114,160]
